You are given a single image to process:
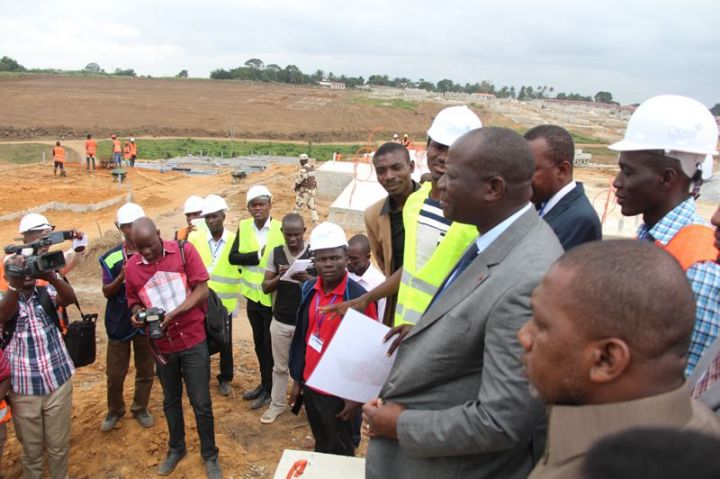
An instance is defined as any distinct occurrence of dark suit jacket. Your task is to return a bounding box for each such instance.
[541,182,602,251]
[366,209,564,479]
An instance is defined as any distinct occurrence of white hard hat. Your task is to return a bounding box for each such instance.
[116,202,146,225]
[299,153,309,161]
[310,222,348,251]
[246,185,272,205]
[201,194,229,216]
[19,213,53,234]
[427,105,483,146]
[130,137,135,142]
[183,195,204,214]
[609,95,718,178]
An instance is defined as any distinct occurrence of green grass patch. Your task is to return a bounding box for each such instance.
[349,96,418,111]
[92,139,364,161]
[0,143,52,164]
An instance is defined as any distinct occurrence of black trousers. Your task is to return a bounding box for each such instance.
[303,387,354,456]
[247,299,274,392]
[216,313,234,382]
[156,341,218,460]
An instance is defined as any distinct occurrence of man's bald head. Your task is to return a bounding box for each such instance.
[348,234,371,255]
[132,217,163,263]
[556,240,694,358]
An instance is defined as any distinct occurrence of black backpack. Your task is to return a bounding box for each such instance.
[178,241,230,355]
[1,285,97,368]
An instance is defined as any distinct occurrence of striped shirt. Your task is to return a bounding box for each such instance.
[416,197,452,270]
[637,197,720,376]
[5,285,75,396]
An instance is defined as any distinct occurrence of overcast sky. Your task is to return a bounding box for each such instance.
[1,0,718,105]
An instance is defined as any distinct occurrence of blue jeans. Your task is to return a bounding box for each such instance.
[156,341,218,460]
[113,152,122,166]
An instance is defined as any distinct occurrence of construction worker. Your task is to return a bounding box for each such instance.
[402,134,411,147]
[188,195,240,396]
[52,141,66,177]
[128,138,138,167]
[176,195,205,241]
[100,202,155,432]
[293,153,319,224]
[609,94,720,376]
[111,134,122,167]
[228,185,284,409]
[85,134,97,171]
[327,106,481,328]
[123,142,131,165]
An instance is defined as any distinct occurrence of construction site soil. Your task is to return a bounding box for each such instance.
[0,75,469,142]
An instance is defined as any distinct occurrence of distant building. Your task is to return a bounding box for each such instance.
[318,81,346,90]
[472,93,496,101]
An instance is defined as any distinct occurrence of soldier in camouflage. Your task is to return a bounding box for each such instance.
[293,153,319,223]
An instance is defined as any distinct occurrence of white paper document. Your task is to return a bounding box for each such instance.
[280,259,313,283]
[306,309,397,403]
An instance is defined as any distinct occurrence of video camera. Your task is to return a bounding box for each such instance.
[4,231,75,278]
[137,307,165,340]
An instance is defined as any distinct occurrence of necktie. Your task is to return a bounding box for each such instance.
[431,243,479,305]
[693,351,720,398]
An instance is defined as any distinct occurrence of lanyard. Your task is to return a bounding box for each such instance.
[313,293,339,335]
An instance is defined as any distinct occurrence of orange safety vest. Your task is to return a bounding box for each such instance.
[658,224,718,271]
[52,146,65,163]
[123,144,131,160]
[129,142,137,156]
[112,139,122,153]
[0,400,12,425]
[85,139,97,156]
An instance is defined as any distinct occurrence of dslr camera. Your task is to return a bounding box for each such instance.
[4,231,75,278]
[137,307,165,340]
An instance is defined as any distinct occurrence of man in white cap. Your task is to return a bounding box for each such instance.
[229,185,284,409]
[99,203,155,432]
[176,195,204,241]
[188,195,240,396]
[330,105,480,330]
[288,222,378,456]
[609,94,720,376]
[293,153,319,224]
[0,214,82,478]
[128,137,137,167]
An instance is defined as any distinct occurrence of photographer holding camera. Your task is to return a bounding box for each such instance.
[124,217,221,479]
[0,215,81,479]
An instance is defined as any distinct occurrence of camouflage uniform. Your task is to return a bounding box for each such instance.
[293,162,318,223]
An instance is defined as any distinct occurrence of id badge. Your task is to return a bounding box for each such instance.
[309,334,324,353]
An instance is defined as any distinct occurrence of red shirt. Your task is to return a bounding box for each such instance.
[303,273,378,385]
[125,240,209,353]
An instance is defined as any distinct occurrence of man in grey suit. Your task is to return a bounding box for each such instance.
[362,127,564,478]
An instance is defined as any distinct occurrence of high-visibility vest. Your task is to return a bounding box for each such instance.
[123,145,131,160]
[129,142,137,156]
[657,224,717,271]
[52,146,65,163]
[236,218,284,307]
[85,139,97,155]
[0,400,11,425]
[188,229,243,313]
[394,182,478,326]
[112,140,122,153]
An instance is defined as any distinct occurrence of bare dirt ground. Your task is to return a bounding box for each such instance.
[0,76,462,142]
[0,161,342,479]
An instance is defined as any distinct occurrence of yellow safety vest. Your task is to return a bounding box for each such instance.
[188,229,243,313]
[394,182,477,326]
[236,218,284,307]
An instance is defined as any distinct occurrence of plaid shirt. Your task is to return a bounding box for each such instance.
[637,198,720,376]
[4,285,75,396]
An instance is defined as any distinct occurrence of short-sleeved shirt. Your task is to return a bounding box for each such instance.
[100,243,138,341]
[303,273,378,386]
[416,197,452,269]
[5,285,75,396]
[125,240,209,353]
